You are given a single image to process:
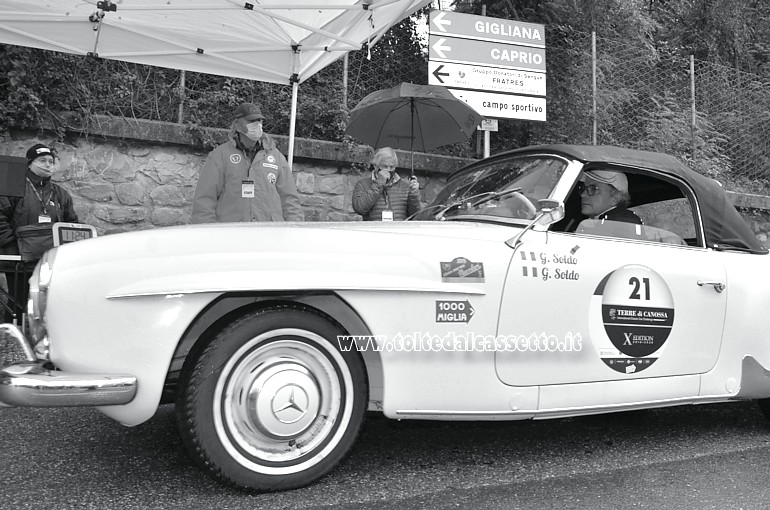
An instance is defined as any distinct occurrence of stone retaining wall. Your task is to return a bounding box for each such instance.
[1,117,470,234]
[2,117,770,246]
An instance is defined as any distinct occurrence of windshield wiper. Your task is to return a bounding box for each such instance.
[468,187,523,208]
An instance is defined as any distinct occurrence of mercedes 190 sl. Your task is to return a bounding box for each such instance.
[1,144,769,491]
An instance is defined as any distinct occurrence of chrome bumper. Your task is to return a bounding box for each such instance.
[0,324,137,407]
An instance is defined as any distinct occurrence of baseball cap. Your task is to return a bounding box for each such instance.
[233,102,265,122]
[26,143,54,165]
[581,169,628,194]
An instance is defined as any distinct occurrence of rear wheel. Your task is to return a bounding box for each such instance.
[176,306,367,491]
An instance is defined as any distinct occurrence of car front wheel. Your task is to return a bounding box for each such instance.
[176,306,367,491]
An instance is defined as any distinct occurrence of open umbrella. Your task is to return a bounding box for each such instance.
[0,0,431,169]
[345,82,485,175]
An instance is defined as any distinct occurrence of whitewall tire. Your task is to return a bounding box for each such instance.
[176,306,367,491]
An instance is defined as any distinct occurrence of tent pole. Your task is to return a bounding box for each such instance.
[288,45,301,171]
[288,79,299,171]
[410,98,415,177]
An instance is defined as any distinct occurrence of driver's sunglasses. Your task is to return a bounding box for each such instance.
[578,183,599,197]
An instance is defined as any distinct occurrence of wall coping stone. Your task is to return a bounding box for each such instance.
[726,190,770,210]
[41,114,475,176]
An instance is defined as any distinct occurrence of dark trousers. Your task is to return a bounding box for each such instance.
[3,265,31,324]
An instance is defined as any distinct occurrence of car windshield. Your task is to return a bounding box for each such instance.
[412,156,567,222]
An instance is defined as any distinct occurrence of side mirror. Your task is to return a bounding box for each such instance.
[506,199,566,249]
[535,199,565,226]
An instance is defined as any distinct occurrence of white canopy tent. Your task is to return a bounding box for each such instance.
[0,0,431,167]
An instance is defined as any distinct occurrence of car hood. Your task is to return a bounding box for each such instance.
[51,221,522,297]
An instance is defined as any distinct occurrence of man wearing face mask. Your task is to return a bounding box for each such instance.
[0,143,79,249]
[0,143,78,321]
[191,102,303,223]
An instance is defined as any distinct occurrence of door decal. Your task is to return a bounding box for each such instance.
[590,265,675,374]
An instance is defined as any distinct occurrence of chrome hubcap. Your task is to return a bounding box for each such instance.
[213,330,353,474]
[246,360,321,439]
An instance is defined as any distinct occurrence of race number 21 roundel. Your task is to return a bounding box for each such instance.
[591,265,675,374]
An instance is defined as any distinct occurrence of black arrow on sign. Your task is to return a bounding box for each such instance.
[432,64,449,84]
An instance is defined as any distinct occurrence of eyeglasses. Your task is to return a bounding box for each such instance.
[578,183,599,197]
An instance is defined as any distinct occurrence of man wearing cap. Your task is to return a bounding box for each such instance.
[575,169,642,239]
[191,102,303,223]
[0,142,78,320]
[578,169,642,224]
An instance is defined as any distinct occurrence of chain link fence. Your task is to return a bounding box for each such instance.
[695,61,770,187]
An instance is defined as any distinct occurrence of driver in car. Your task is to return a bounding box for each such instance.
[576,169,642,237]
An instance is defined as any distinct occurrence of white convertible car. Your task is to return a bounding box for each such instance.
[2,144,769,491]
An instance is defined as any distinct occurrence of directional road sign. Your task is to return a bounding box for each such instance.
[428,9,547,122]
[447,89,547,122]
[430,10,545,48]
[429,34,546,72]
[428,61,546,96]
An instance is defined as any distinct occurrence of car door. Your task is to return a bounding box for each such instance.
[494,224,727,389]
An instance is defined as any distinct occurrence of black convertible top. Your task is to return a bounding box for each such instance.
[499,145,767,254]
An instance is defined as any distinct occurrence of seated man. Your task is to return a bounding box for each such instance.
[576,169,643,238]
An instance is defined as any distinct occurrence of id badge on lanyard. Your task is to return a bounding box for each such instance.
[381,210,394,221]
[242,180,255,198]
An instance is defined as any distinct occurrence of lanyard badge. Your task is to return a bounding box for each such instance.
[242,180,255,198]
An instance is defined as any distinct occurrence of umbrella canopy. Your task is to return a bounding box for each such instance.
[0,0,431,167]
[345,83,485,173]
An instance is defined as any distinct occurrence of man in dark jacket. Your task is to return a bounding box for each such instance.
[0,143,78,321]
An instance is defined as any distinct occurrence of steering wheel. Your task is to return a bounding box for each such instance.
[500,191,537,219]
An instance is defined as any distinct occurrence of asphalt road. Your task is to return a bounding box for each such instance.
[1,401,770,509]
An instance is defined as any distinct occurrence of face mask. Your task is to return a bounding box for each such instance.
[30,158,55,178]
[244,121,263,141]
[238,132,258,149]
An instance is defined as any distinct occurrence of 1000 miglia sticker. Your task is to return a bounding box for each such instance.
[589,265,674,374]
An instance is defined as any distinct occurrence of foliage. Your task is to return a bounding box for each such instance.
[649,0,770,73]
[0,9,430,153]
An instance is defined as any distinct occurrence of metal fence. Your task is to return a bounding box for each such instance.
[587,34,770,189]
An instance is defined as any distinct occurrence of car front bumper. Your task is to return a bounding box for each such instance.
[0,324,137,407]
